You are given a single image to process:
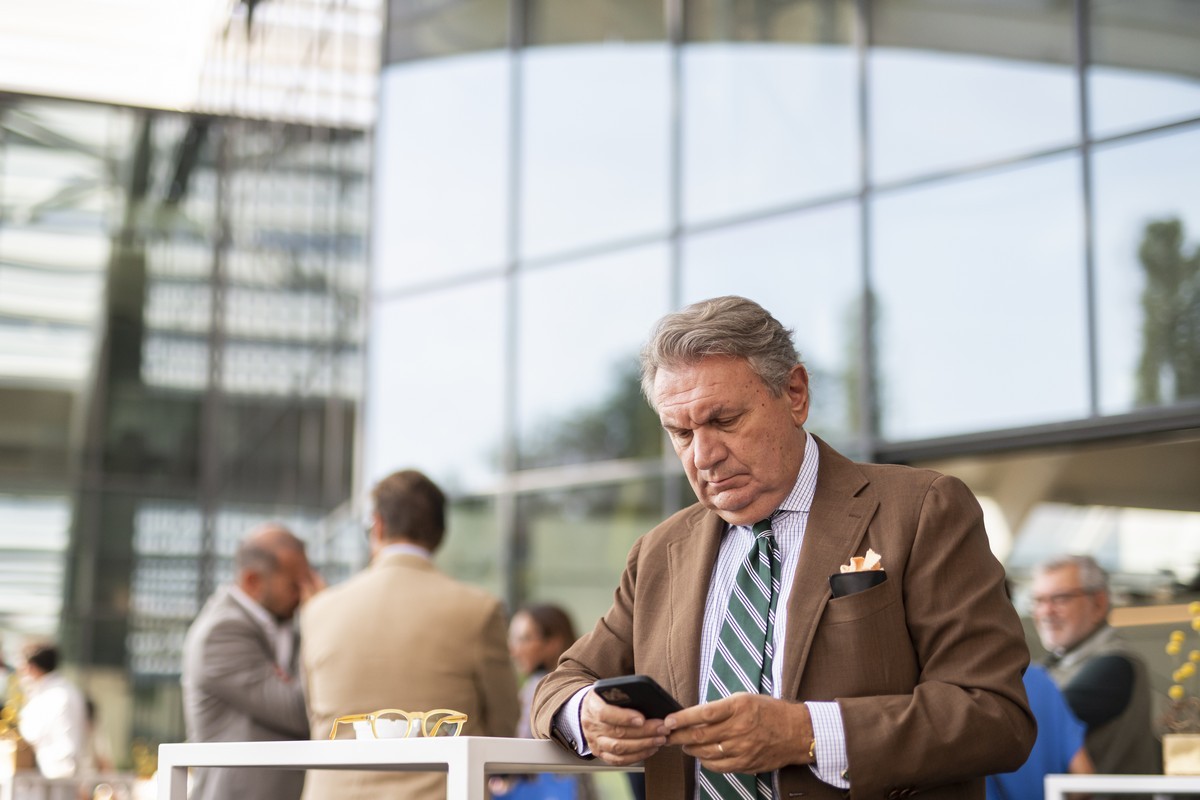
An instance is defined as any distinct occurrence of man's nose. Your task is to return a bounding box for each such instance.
[692,429,726,471]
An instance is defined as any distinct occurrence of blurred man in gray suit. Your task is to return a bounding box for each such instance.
[300,469,520,800]
[182,523,323,800]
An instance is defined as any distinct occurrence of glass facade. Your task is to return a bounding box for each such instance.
[369,0,1200,692]
[0,0,374,761]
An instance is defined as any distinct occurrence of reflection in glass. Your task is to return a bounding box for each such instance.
[516,479,664,628]
[527,0,665,45]
[683,43,857,224]
[687,0,854,43]
[872,155,1088,440]
[375,53,511,291]
[520,44,670,259]
[440,496,503,597]
[516,245,668,469]
[385,0,509,63]
[0,496,70,637]
[870,21,1076,183]
[682,202,861,449]
[1089,0,1200,139]
[0,101,119,388]
[1093,126,1200,414]
[366,280,506,493]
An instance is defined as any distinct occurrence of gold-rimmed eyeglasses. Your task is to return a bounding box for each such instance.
[328,708,468,740]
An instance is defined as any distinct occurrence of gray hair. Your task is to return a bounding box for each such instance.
[639,296,801,408]
[1034,554,1109,593]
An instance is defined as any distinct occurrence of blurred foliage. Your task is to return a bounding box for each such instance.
[1137,218,1200,406]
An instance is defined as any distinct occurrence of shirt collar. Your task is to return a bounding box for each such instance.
[377,542,432,561]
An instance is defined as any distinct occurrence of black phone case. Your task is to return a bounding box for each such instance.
[593,674,683,718]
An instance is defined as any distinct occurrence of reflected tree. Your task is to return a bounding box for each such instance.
[520,358,662,470]
[1136,218,1200,405]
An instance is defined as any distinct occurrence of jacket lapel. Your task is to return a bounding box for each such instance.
[666,507,725,707]
[782,437,879,699]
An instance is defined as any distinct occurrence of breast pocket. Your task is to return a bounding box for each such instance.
[804,576,917,696]
[824,573,899,624]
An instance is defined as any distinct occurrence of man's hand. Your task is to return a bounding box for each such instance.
[664,693,815,774]
[299,566,326,605]
[581,688,669,766]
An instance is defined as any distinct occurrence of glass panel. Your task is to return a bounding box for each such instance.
[439,496,503,597]
[520,44,670,260]
[527,0,665,45]
[374,52,510,291]
[1093,125,1200,414]
[0,101,118,390]
[365,280,506,493]
[682,202,861,449]
[516,244,669,469]
[687,0,854,43]
[683,38,857,224]
[872,155,1088,439]
[385,0,509,63]
[869,0,1077,184]
[0,495,70,637]
[517,478,665,634]
[1089,0,1200,139]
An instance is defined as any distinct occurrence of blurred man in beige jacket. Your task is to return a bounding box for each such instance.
[300,469,520,800]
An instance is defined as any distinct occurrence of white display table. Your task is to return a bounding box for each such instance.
[1045,773,1200,800]
[157,737,634,800]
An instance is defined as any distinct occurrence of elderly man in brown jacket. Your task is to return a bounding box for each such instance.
[533,296,1035,800]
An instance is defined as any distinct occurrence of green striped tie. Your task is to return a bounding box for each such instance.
[699,517,781,800]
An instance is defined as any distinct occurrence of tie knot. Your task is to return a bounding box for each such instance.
[752,517,774,538]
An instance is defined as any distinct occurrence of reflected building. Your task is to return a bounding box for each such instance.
[366,0,1200,679]
[0,0,377,752]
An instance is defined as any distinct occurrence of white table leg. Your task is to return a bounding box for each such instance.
[445,740,489,800]
[156,764,188,800]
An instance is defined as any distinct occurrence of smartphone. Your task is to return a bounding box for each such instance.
[593,674,683,719]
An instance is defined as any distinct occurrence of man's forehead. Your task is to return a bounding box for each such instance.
[1037,565,1080,586]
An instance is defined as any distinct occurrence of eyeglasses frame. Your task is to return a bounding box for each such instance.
[328,708,469,740]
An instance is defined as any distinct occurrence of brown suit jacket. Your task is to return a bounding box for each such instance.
[300,550,520,800]
[532,437,1034,800]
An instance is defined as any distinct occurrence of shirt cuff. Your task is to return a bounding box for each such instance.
[806,701,849,789]
[552,685,594,756]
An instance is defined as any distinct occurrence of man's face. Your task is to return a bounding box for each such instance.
[256,547,308,622]
[1031,564,1109,652]
[653,355,809,526]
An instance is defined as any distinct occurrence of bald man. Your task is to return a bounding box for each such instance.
[182,524,324,800]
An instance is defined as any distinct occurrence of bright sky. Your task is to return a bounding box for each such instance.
[0,0,229,110]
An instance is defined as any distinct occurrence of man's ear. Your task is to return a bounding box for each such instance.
[788,364,810,428]
[240,568,264,599]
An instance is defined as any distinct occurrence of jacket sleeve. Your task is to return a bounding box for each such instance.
[195,615,310,739]
[531,537,643,743]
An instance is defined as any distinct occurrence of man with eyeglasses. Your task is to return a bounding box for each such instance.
[299,469,519,800]
[1031,554,1161,779]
